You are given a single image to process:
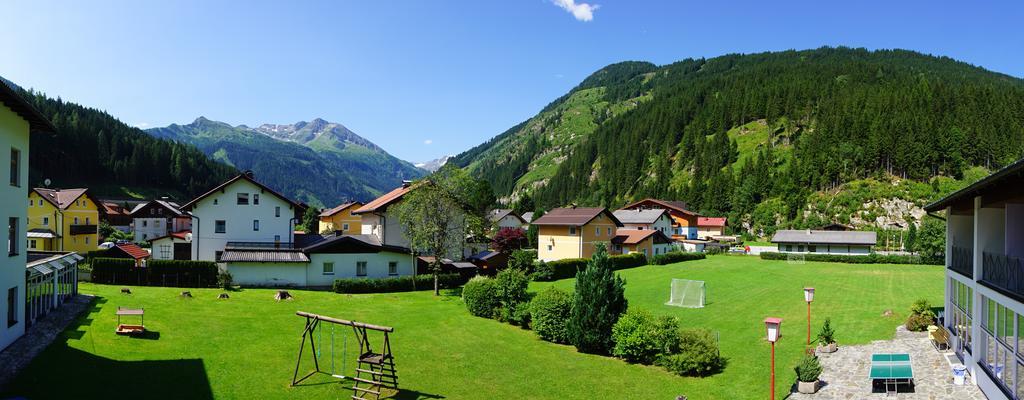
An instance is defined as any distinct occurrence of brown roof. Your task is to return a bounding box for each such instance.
[0,80,55,133]
[531,207,622,227]
[352,185,412,214]
[697,217,727,227]
[32,188,95,210]
[612,229,671,245]
[112,243,150,260]
[180,172,306,211]
[621,199,699,217]
[319,201,362,217]
[100,202,130,216]
[147,230,191,243]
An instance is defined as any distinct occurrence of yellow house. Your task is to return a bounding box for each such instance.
[532,207,623,261]
[27,188,100,253]
[318,201,363,235]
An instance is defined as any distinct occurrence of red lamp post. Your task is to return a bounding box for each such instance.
[804,287,815,345]
[765,317,782,400]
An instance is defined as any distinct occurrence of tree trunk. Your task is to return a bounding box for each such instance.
[434,272,439,296]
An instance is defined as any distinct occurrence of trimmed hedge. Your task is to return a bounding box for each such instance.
[90,258,135,283]
[463,276,500,318]
[759,252,938,265]
[609,253,647,270]
[651,251,706,265]
[534,252,649,282]
[90,258,219,287]
[332,273,465,294]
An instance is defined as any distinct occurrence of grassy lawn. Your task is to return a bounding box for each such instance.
[3,256,942,399]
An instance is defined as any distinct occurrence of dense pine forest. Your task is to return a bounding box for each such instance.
[11,84,237,198]
[454,47,1024,236]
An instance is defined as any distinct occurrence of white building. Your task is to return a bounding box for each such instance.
[612,209,673,235]
[0,83,53,350]
[181,172,306,262]
[147,231,191,261]
[770,230,876,255]
[488,209,527,230]
[926,156,1024,399]
[130,199,191,242]
[354,184,413,249]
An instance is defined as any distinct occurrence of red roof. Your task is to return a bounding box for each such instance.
[612,229,671,245]
[147,230,191,243]
[353,185,412,214]
[114,243,150,260]
[531,207,622,227]
[101,202,130,216]
[698,217,727,227]
[621,199,699,217]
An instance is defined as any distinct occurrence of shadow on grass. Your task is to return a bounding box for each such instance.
[440,287,463,297]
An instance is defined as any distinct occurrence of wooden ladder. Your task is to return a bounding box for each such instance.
[350,329,397,399]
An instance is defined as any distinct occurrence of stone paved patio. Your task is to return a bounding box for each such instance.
[0,294,94,389]
[789,326,986,399]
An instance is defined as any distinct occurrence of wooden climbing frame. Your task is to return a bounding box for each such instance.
[291,311,398,400]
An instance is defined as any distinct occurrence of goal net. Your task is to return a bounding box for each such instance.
[786,253,806,265]
[665,279,705,308]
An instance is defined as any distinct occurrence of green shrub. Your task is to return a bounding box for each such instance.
[532,252,647,282]
[462,276,500,318]
[493,268,531,325]
[611,309,681,364]
[148,260,219,286]
[910,299,936,319]
[609,252,647,270]
[759,252,939,265]
[905,313,934,331]
[657,329,724,376]
[529,287,572,344]
[537,258,588,281]
[531,260,554,281]
[651,251,706,265]
[816,318,836,346]
[333,273,465,294]
[218,271,233,290]
[569,244,627,354]
[509,249,537,272]
[704,246,724,255]
[794,354,823,382]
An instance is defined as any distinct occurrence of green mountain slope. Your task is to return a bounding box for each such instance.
[148,117,423,207]
[454,47,1024,237]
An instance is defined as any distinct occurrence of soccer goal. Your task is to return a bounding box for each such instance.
[665,279,706,308]
[786,253,806,265]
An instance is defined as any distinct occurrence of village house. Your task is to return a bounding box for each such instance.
[925,155,1024,400]
[620,199,700,241]
[353,183,413,249]
[99,201,133,233]
[612,208,673,234]
[27,187,101,253]
[317,201,363,235]
[612,229,673,258]
[103,242,150,267]
[770,229,877,255]
[147,230,191,261]
[488,209,528,230]
[696,216,727,239]
[130,198,191,242]
[532,207,623,262]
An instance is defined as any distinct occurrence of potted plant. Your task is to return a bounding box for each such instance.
[794,354,823,394]
[816,318,837,353]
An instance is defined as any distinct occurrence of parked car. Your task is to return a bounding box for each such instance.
[99,242,115,249]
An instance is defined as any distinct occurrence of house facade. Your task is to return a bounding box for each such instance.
[130,199,191,242]
[696,217,727,239]
[181,172,306,262]
[354,184,413,249]
[620,199,700,240]
[0,83,53,351]
[532,207,623,261]
[612,229,672,258]
[925,156,1024,400]
[148,231,191,261]
[612,209,673,234]
[27,188,100,253]
[488,209,527,230]
[770,230,876,255]
[318,201,363,235]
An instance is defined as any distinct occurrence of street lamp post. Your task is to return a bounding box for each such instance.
[765,317,782,400]
[804,287,815,345]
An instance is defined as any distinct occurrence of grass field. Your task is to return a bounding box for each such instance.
[3,256,943,399]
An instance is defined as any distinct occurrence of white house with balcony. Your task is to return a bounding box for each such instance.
[926,156,1024,400]
[181,172,306,263]
[130,199,191,242]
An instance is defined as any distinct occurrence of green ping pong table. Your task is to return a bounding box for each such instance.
[869,353,914,396]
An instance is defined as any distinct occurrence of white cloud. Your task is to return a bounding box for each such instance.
[424,139,433,145]
[552,0,598,22]
[134,122,150,128]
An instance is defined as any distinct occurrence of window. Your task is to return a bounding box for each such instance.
[253,220,260,231]
[808,245,817,253]
[547,245,553,251]
[142,220,148,227]
[9,148,19,187]
[785,244,793,252]
[253,193,260,205]
[342,223,349,231]
[356,261,367,277]
[37,199,42,207]
[388,261,398,276]
[237,193,249,205]
[980,295,1023,395]
[160,245,171,259]
[27,199,31,207]
[323,262,335,275]
[274,235,281,243]
[569,227,576,235]
[215,220,226,233]
[74,217,79,224]
[8,217,18,256]
[7,287,17,327]
[42,217,48,226]
[85,237,89,245]
[86,217,90,225]
[142,234,147,240]
[29,239,36,248]
[275,206,281,218]
[797,245,805,252]
[215,251,223,262]
[213,198,219,205]
[607,227,612,235]
[642,248,648,257]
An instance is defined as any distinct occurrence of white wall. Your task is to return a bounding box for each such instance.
[150,236,189,260]
[306,251,414,287]
[190,179,297,261]
[228,262,307,287]
[133,217,168,242]
[496,215,524,230]
[1006,203,1024,259]
[360,210,410,248]
[0,104,29,351]
[775,243,872,255]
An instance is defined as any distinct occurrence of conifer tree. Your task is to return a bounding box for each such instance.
[569,243,627,354]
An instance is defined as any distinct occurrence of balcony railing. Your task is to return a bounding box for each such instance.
[69,224,97,235]
[949,246,974,278]
[224,241,298,250]
[981,252,1024,300]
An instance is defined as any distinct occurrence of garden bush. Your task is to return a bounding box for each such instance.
[609,252,647,270]
[905,298,936,331]
[794,354,823,382]
[529,287,572,344]
[531,260,554,281]
[611,309,681,364]
[657,329,724,376]
[569,244,627,354]
[462,276,500,318]
[493,268,531,325]
[218,271,233,290]
[535,258,588,281]
[508,249,537,273]
[816,318,836,346]
[759,252,939,265]
[89,257,136,283]
[651,251,706,265]
[333,273,465,294]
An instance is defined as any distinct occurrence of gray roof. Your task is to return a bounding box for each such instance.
[521,212,534,223]
[613,209,667,224]
[771,230,877,246]
[219,249,309,263]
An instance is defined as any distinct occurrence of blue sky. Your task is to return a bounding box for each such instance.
[2,1,1021,163]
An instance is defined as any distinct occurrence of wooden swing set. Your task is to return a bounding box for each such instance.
[291,311,398,399]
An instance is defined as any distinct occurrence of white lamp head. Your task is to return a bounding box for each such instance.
[804,287,815,303]
[765,317,782,343]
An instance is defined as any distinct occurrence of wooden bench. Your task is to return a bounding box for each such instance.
[928,325,950,351]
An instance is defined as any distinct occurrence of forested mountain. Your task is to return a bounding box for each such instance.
[453,47,1024,238]
[5,80,237,199]
[148,118,423,207]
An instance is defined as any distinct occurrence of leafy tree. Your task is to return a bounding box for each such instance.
[905,223,918,253]
[300,207,319,234]
[492,228,528,254]
[569,243,628,354]
[916,216,946,263]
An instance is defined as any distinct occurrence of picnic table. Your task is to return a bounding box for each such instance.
[870,353,914,395]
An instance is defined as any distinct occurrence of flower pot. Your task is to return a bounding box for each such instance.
[797,379,819,394]
[817,342,837,353]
